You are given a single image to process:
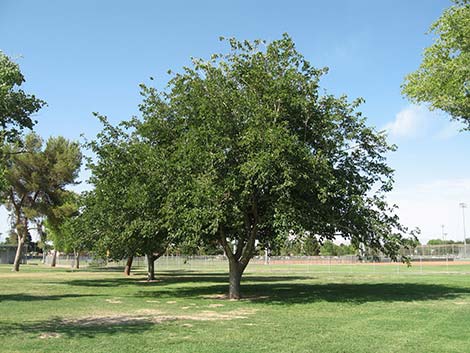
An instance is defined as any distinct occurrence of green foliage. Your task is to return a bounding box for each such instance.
[139,34,415,268]
[84,115,172,261]
[0,52,45,144]
[3,133,82,219]
[319,240,356,256]
[167,239,225,256]
[3,229,19,245]
[0,51,45,192]
[427,238,468,245]
[402,0,470,128]
[277,235,357,257]
[1,133,82,269]
[45,192,91,255]
[276,233,321,256]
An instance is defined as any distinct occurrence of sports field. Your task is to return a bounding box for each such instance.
[1,263,470,353]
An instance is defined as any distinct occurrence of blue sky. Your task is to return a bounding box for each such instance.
[1,0,469,243]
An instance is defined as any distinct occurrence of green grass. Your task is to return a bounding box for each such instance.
[2,263,470,353]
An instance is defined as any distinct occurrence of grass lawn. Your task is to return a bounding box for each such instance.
[1,263,470,353]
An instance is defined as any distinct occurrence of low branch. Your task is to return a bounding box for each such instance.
[220,225,235,262]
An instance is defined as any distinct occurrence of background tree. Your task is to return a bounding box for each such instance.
[2,133,81,271]
[0,52,45,144]
[0,52,45,192]
[47,211,90,269]
[44,191,86,268]
[140,35,416,299]
[402,0,470,128]
[319,241,356,256]
[85,115,172,279]
[33,219,51,264]
[277,233,321,256]
[427,239,466,245]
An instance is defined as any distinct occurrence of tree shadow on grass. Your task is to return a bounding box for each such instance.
[0,293,102,303]
[66,267,129,273]
[0,315,156,339]
[58,271,309,288]
[136,281,470,305]
[47,270,470,305]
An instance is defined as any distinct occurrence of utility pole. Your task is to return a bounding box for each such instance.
[459,203,467,258]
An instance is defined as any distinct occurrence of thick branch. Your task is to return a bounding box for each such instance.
[234,237,245,261]
[240,202,259,266]
[220,225,235,262]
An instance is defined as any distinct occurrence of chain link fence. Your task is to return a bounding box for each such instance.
[39,246,470,275]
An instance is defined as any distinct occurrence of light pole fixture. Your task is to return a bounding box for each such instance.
[459,203,467,257]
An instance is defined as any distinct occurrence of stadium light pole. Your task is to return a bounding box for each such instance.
[460,203,467,258]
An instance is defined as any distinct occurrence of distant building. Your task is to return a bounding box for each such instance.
[0,245,27,264]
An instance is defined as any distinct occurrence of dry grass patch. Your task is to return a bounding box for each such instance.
[39,332,62,339]
[202,294,269,301]
[57,307,259,328]
[105,298,122,304]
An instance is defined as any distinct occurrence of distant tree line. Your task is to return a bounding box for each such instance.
[426,239,470,246]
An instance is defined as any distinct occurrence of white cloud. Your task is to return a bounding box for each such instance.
[384,105,432,138]
[385,105,464,140]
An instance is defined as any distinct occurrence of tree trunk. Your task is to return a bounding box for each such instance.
[220,224,256,300]
[12,216,28,272]
[37,220,47,265]
[228,259,246,299]
[12,236,24,272]
[51,249,57,267]
[74,251,80,269]
[147,253,155,281]
[124,256,133,276]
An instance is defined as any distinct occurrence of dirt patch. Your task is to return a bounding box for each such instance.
[105,298,122,304]
[202,294,228,300]
[166,301,177,304]
[60,308,259,327]
[39,332,62,339]
[62,313,171,326]
[208,303,224,308]
[202,294,269,301]
[183,308,257,321]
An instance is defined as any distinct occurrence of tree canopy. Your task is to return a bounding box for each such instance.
[0,52,45,144]
[136,34,416,298]
[402,0,470,128]
[1,133,82,271]
[45,192,91,269]
[0,52,45,192]
[84,115,173,279]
